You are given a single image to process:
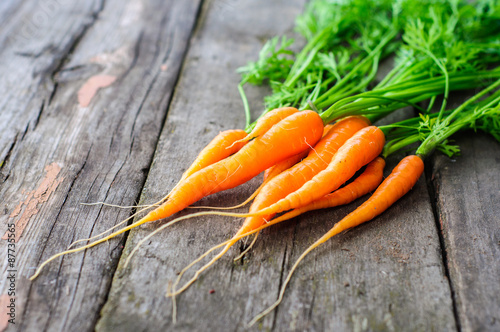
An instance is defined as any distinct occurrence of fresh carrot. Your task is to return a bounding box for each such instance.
[262,123,334,182]
[272,156,386,221]
[30,110,324,280]
[142,123,384,225]
[234,107,298,145]
[263,150,308,181]
[144,110,322,222]
[248,154,424,326]
[246,123,335,206]
[196,123,333,211]
[228,123,334,210]
[241,116,371,241]
[180,129,248,182]
[166,118,374,298]
[167,157,385,298]
[253,125,385,217]
[190,150,310,211]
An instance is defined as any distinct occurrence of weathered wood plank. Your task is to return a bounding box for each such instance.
[97,1,457,331]
[0,0,201,331]
[0,0,103,165]
[429,133,500,332]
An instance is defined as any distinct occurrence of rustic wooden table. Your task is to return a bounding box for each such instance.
[1,1,499,331]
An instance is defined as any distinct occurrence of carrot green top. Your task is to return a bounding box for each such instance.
[238,0,500,131]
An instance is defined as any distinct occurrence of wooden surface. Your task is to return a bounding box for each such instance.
[0,0,498,331]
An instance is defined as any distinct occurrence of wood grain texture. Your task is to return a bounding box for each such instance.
[97,1,456,331]
[0,0,201,331]
[429,133,500,332]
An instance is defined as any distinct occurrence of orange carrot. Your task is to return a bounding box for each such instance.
[192,150,310,211]
[168,157,385,298]
[263,150,308,181]
[30,110,323,280]
[273,156,386,221]
[262,123,334,181]
[180,129,247,182]
[242,116,371,233]
[194,123,333,211]
[232,107,298,146]
[167,117,371,296]
[322,123,334,136]
[144,110,322,222]
[254,125,385,217]
[130,125,384,226]
[248,155,424,326]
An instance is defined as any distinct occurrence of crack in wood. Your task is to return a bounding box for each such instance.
[272,242,289,331]
[308,279,317,321]
[424,159,461,332]
[59,248,86,332]
[32,99,45,130]
[0,133,18,181]
[34,145,92,271]
[20,122,30,141]
[120,30,144,81]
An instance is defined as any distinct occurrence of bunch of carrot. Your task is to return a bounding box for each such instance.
[29,0,500,326]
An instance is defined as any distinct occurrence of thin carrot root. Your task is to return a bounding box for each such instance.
[67,203,158,249]
[70,184,183,250]
[32,211,263,280]
[81,182,175,210]
[247,244,315,327]
[30,211,208,280]
[68,216,130,250]
[234,231,259,261]
[168,245,232,324]
[166,280,177,324]
[123,212,204,268]
[80,202,158,209]
[168,244,233,297]
[187,181,264,210]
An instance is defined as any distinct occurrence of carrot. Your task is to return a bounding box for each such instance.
[191,123,333,211]
[160,125,386,295]
[247,154,424,326]
[143,110,322,221]
[167,156,385,299]
[231,107,298,146]
[121,124,384,227]
[30,110,324,280]
[253,125,385,217]
[138,123,384,226]
[189,150,310,211]
[272,156,386,221]
[167,120,374,297]
[262,123,333,182]
[180,129,248,182]
[263,150,308,181]
[240,116,370,244]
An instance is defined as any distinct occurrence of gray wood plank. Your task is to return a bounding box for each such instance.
[429,133,500,332]
[0,0,201,331]
[0,0,103,164]
[97,1,457,331]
